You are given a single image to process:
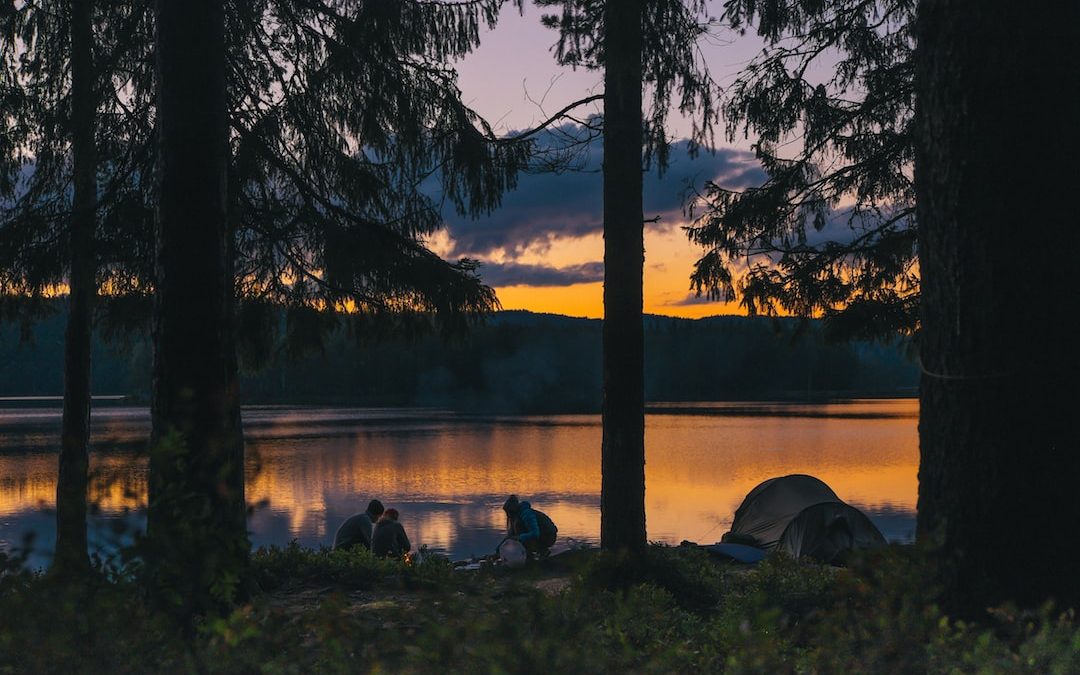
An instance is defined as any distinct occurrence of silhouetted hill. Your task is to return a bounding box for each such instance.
[1,307,917,413]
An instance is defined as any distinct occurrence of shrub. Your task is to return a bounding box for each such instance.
[251,541,398,590]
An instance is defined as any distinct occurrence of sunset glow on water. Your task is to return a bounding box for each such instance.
[0,400,917,565]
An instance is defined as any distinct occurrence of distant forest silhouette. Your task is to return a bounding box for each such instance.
[1,307,915,413]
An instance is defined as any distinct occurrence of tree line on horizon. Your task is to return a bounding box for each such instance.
[1,0,1077,624]
[0,308,917,411]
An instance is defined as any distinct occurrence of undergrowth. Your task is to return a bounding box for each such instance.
[1,544,1077,673]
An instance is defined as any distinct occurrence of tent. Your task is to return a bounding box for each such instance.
[721,474,886,565]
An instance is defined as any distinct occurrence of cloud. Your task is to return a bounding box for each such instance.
[477,260,604,287]
[440,132,765,259]
[664,292,728,307]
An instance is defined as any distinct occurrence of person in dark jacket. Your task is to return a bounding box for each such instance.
[333,499,384,551]
[502,494,557,556]
[371,508,411,558]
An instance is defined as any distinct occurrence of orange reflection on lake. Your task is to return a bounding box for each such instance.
[1,400,918,562]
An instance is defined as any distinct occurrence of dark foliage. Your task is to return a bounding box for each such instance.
[685,0,917,338]
[1,1,536,335]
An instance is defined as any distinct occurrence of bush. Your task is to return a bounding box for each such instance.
[251,541,459,593]
[580,543,724,609]
[250,541,399,590]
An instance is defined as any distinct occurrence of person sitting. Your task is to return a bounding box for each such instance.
[371,508,411,558]
[502,494,557,557]
[333,499,384,551]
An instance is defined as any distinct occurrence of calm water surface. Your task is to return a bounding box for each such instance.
[0,399,918,566]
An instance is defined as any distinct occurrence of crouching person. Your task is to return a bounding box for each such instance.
[502,495,557,557]
[334,499,384,551]
[371,508,411,558]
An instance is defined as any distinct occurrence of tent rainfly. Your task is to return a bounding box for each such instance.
[721,474,886,565]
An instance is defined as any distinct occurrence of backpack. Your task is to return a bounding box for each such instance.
[533,509,557,547]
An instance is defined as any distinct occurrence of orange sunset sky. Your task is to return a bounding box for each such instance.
[429,221,744,319]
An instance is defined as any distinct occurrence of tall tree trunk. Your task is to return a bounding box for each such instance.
[224,174,247,568]
[915,0,1080,615]
[148,0,247,616]
[55,0,95,575]
[600,0,646,553]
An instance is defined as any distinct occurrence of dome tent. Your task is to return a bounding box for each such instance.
[721,474,886,565]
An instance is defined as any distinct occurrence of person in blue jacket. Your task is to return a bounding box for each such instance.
[502,494,557,556]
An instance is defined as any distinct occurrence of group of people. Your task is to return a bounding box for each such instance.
[332,499,411,558]
[332,494,558,562]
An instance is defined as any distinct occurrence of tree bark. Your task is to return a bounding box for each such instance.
[915,0,1080,614]
[600,0,647,553]
[55,0,95,575]
[148,0,247,615]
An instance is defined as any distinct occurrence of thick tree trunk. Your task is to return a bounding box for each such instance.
[148,0,247,615]
[600,0,646,552]
[55,0,95,575]
[915,0,1080,614]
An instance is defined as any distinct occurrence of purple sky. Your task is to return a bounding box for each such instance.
[455,3,769,145]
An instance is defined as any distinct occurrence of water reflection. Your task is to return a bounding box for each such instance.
[0,399,918,566]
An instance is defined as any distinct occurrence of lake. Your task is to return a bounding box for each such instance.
[0,399,918,567]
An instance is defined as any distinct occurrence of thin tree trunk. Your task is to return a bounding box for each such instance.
[148,0,247,615]
[915,0,1080,615]
[55,0,95,575]
[600,0,646,553]
[224,173,248,578]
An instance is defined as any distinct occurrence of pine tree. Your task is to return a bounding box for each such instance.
[146,0,242,616]
[1,0,146,573]
[55,0,96,576]
[537,0,720,552]
[600,0,646,553]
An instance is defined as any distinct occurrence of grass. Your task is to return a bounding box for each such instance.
[1,543,1078,673]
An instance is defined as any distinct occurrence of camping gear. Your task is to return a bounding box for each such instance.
[722,474,886,565]
[497,537,527,568]
[704,542,768,564]
[453,537,591,572]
